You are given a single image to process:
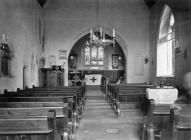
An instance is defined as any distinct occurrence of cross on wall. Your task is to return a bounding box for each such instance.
[90,77,97,83]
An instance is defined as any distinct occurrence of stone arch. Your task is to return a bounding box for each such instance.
[70,27,128,60]
[67,27,128,83]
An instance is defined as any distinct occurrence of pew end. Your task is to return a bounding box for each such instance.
[141,99,173,140]
[165,105,191,140]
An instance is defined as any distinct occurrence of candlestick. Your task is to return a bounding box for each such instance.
[113,29,115,38]
[103,32,105,40]
[100,27,102,38]
[90,29,93,39]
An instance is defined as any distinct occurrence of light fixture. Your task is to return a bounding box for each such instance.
[89,0,116,46]
[175,40,187,59]
[118,56,122,60]
[90,28,116,46]
[70,55,74,60]
[0,34,10,53]
[144,57,153,64]
[0,34,14,58]
[175,40,181,54]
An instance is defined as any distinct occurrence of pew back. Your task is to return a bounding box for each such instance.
[0,110,56,140]
[0,107,64,118]
[0,102,64,108]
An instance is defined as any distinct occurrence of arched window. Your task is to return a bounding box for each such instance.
[157,5,175,77]
[84,41,104,65]
[85,42,90,65]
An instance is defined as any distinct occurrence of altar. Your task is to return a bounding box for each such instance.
[85,74,102,85]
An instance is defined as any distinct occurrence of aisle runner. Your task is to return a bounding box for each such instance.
[76,88,143,140]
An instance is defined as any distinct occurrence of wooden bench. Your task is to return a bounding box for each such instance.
[0,107,70,137]
[28,86,86,109]
[0,96,76,138]
[2,92,79,122]
[0,101,64,108]
[0,110,58,140]
[17,92,79,125]
[0,96,71,115]
[106,83,153,116]
[141,99,171,140]
[160,104,191,140]
[2,87,85,137]
[33,85,86,99]
[15,88,84,114]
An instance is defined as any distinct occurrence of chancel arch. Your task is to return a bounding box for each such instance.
[68,30,127,86]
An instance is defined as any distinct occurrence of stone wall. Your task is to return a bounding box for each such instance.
[0,0,42,92]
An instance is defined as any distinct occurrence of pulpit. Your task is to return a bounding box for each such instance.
[41,66,64,87]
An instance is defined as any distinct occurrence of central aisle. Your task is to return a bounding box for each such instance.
[76,87,143,140]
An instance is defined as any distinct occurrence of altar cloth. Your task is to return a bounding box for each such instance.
[85,74,102,85]
[146,88,178,104]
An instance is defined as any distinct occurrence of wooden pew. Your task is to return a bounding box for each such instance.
[0,102,64,108]
[0,96,72,116]
[160,105,191,140]
[0,107,64,118]
[16,87,84,114]
[0,110,58,140]
[106,83,153,116]
[0,101,71,133]
[140,87,178,140]
[0,96,76,138]
[2,92,78,122]
[7,91,80,128]
[3,86,85,135]
[0,107,70,139]
[141,99,171,140]
[28,85,86,109]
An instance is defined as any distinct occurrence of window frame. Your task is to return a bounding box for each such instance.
[156,5,175,77]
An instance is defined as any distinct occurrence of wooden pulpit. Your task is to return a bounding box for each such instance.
[41,66,64,87]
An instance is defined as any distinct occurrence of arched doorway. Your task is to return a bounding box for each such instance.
[68,33,126,87]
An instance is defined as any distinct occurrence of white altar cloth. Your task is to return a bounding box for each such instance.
[146,88,178,104]
[85,74,102,85]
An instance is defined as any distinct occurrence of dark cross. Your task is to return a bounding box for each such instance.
[90,77,97,83]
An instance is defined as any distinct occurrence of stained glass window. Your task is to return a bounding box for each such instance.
[98,46,104,60]
[84,42,104,65]
[85,41,90,65]
[91,45,97,60]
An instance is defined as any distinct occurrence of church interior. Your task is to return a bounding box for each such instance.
[0,0,191,140]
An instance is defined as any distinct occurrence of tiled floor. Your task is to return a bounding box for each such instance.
[75,88,144,140]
